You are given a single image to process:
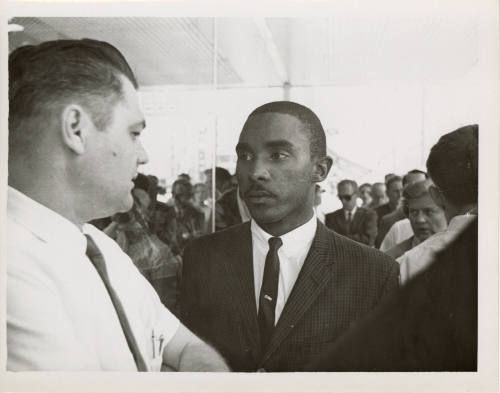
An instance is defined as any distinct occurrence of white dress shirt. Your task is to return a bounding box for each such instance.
[397,214,477,285]
[7,186,179,371]
[380,218,414,252]
[314,206,325,223]
[251,213,317,325]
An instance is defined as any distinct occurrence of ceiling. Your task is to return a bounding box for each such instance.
[7,8,491,184]
[9,13,480,88]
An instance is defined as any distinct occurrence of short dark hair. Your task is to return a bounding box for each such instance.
[147,175,159,186]
[402,179,433,217]
[247,101,327,159]
[178,173,191,181]
[384,173,397,182]
[133,173,151,192]
[337,179,359,193]
[386,175,403,189]
[426,124,478,206]
[9,39,137,154]
[204,167,232,184]
[359,183,372,191]
[172,179,192,196]
[403,178,433,200]
[402,169,428,186]
[135,173,159,203]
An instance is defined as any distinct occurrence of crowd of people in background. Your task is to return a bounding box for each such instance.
[89,165,252,315]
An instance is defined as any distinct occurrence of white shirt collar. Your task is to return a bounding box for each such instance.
[250,212,318,322]
[250,212,317,257]
[8,186,87,255]
[343,206,357,218]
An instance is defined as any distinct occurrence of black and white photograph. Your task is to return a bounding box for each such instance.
[0,0,498,392]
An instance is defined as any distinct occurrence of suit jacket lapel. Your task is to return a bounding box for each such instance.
[260,221,335,364]
[220,223,261,359]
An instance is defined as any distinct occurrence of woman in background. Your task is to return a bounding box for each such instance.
[386,179,447,259]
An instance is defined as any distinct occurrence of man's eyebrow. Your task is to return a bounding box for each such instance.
[265,139,295,150]
[236,139,297,152]
[129,119,146,131]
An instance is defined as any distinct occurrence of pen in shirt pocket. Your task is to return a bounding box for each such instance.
[152,329,165,359]
[152,329,156,358]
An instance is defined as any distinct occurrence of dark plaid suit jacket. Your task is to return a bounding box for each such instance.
[180,220,399,371]
[306,218,477,371]
[325,207,378,246]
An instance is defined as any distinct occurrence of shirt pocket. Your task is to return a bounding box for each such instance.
[148,326,167,371]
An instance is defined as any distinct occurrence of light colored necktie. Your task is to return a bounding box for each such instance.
[85,234,148,371]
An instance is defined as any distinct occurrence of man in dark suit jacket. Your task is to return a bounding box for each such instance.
[325,179,377,246]
[213,186,251,231]
[214,187,241,230]
[306,218,477,371]
[180,101,399,372]
[375,175,403,227]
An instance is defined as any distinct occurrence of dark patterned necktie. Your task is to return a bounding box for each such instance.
[346,211,352,233]
[85,234,148,371]
[258,237,283,351]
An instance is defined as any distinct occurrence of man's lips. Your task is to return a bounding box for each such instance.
[244,187,276,201]
[414,226,431,235]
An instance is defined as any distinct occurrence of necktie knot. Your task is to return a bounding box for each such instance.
[268,237,282,251]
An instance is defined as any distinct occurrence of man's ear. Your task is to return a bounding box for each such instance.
[61,104,93,155]
[429,185,446,210]
[312,155,333,182]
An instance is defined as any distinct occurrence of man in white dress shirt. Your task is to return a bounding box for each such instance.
[7,39,228,371]
[379,218,413,252]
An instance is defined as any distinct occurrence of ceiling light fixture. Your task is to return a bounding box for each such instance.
[8,23,24,33]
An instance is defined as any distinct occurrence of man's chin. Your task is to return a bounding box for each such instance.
[248,207,283,226]
[114,195,134,214]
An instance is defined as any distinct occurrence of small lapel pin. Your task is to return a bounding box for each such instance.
[264,295,273,301]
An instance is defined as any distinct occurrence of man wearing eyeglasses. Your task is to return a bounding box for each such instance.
[325,180,378,246]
